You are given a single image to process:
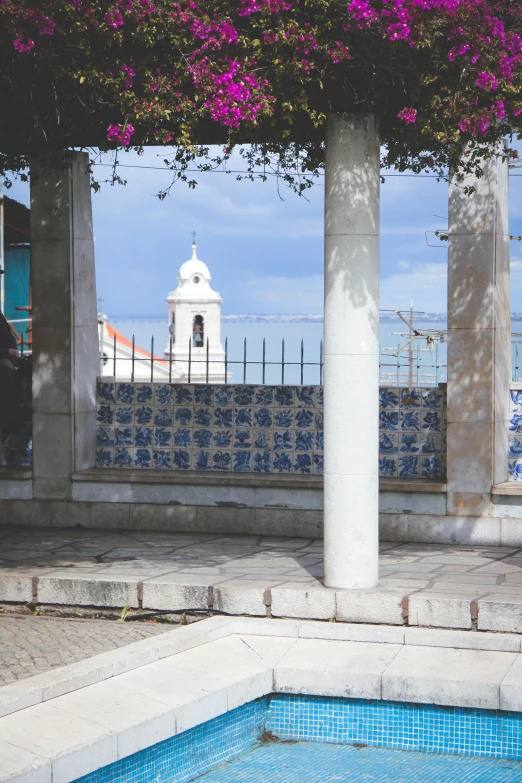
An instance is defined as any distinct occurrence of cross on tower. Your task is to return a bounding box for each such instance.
[192,231,196,244]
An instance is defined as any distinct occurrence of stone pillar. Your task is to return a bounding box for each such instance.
[447,146,510,516]
[323,114,380,589]
[30,151,98,499]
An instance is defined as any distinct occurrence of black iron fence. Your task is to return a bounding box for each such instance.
[103,334,324,385]
[101,333,448,387]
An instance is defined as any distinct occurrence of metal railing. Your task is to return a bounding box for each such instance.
[380,339,445,387]
[100,333,447,386]
[102,335,325,385]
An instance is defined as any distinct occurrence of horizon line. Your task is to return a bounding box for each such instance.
[106,312,452,320]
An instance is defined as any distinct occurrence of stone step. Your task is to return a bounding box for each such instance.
[2,572,522,634]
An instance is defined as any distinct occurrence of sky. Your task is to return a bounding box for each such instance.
[6,144,522,316]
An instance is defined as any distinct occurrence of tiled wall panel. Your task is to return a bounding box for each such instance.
[509,389,522,480]
[378,387,446,480]
[95,381,446,478]
[96,382,324,475]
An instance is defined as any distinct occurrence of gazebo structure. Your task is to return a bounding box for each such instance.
[0,128,508,590]
[0,0,519,592]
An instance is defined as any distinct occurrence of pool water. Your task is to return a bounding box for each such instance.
[195,740,522,782]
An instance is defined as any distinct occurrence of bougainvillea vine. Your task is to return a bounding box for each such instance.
[0,0,521,190]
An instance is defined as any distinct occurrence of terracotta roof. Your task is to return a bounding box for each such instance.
[105,322,167,365]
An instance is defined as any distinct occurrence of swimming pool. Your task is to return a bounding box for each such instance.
[194,741,522,782]
[73,695,522,783]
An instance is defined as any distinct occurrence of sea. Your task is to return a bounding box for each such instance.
[107,314,522,387]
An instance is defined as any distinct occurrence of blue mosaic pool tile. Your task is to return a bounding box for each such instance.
[95,383,446,477]
[74,699,268,783]
[193,739,522,783]
[266,696,522,760]
[72,695,522,783]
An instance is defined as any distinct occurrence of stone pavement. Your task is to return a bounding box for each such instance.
[2,526,522,632]
[0,615,170,685]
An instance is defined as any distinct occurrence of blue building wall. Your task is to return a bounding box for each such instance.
[4,245,30,340]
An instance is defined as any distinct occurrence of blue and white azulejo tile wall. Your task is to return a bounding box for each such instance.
[95,381,446,478]
[378,386,446,480]
[95,382,324,475]
[509,388,522,480]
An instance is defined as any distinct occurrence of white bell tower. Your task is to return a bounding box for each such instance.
[164,242,226,383]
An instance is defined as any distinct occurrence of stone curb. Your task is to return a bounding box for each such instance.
[2,575,522,634]
[1,616,522,723]
[0,617,234,720]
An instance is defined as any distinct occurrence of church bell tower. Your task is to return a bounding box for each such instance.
[164,242,226,383]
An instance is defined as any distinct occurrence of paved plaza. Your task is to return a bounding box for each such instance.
[0,525,521,593]
[0,615,170,685]
[1,526,522,633]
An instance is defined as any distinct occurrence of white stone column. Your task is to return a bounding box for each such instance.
[447,146,510,516]
[323,114,380,589]
[30,151,99,499]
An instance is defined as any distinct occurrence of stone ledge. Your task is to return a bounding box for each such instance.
[0,616,234,720]
[72,469,445,494]
[1,616,521,723]
[72,469,323,490]
[493,482,522,496]
[4,575,522,637]
[0,470,32,480]
[0,471,33,501]
[379,479,446,493]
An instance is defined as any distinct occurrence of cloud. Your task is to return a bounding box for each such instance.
[246,260,449,315]
[381,261,448,312]
[246,275,324,313]
[382,252,522,315]
[91,154,324,240]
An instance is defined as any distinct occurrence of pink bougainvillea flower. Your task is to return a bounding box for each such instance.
[475,71,499,90]
[397,107,417,123]
[3,0,522,185]
[104,9,124,28]
[121,63,136,88]
[39,16,56,35]
[13,36,34,53]
[387,23,410,41]
[348,0,378,23]
[107,123,135,145]
[239,0,291,16]
[492,98,506,119]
